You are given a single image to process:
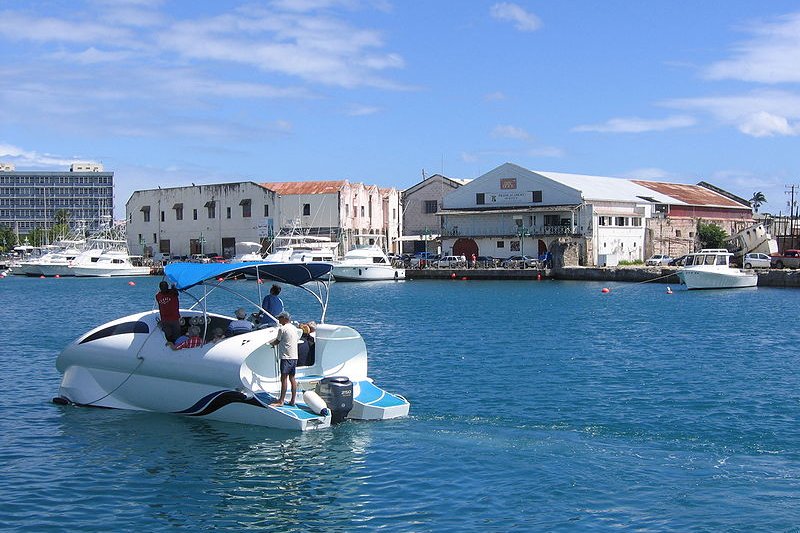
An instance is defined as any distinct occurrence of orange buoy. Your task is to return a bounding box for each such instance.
[666,286,673,294]
[537,273,541,280]
[40,275,45,279]
[601,287,610,293]
[128,281,136,286]
[55,274,60,278]
[257,278,263,284]
[461,276,468,280]
[450,272,456,279]
[217,277,224,282]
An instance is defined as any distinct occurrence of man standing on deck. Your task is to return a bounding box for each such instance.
[155,280,181,343]
[269,311,298,406]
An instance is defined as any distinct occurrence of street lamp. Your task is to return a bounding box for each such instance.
[138,235,146,257]
[516,225,531,267]
[199,232,206,256]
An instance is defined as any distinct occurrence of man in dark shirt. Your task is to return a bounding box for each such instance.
[155,281,181,343]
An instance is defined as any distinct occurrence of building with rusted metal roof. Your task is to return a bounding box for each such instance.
[436,163,753,267]
[126,179,402,259]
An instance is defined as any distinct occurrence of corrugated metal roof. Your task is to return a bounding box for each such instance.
[260,180,348,195]
[632,180,747,208]
[535,170,683,204]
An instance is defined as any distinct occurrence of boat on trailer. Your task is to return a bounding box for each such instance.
[54,261,410,431]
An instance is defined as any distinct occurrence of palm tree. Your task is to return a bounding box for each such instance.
[750,192,767,213]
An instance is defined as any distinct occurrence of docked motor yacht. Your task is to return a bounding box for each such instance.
[69,249,151,277]
[231,241,263,262]
[54,261,410,431]
[676,249,758,290]
[331,245,405,281]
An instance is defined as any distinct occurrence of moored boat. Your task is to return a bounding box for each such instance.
[331,245,405,281]
[54,261,409,431]
[676,249,758,290]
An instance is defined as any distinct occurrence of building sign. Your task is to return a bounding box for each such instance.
[500,178,517,190]
[488,191,528,205]
[257,218,274,237]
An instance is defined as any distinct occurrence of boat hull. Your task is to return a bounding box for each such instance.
[71,266,151,277]
[331,265,405,281]
[676,267,758,289]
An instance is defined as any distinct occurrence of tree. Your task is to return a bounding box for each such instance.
[697,222,728,249]
[750,192,767,213]
[49,209,71,243]
[0,225,16,252]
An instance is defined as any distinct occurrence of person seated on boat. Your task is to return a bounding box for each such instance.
[226,308,254,337]
[259,284,284,326]
[155,280,181,343]
[211,327,225,343]
[297,322,316,367]
[169,326,203,350]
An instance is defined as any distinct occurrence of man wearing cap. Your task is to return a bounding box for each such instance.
[226,308,254,337]
[269,311,298,406]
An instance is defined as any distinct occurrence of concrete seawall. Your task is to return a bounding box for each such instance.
[406,266,800,288]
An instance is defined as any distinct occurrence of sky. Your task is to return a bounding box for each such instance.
[2,0,800,220]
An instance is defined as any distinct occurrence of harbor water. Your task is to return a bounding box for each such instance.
[1,275,799,531]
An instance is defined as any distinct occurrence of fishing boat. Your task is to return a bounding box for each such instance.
[331,245,405,281]
[231,241,263,262]
[69,249,151,277]
[54,261,410,431]
[676,249,758,290]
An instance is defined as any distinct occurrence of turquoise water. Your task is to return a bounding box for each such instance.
[1,274,799,531]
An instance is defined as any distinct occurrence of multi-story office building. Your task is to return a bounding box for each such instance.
[0,162,114,236]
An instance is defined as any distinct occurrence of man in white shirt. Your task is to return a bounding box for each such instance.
[269,311,298,406]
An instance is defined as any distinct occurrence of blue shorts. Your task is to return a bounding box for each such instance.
[280,359,297,376]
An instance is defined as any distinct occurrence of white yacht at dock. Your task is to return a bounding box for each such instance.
[331,245,405,281]
[676,249,758,290]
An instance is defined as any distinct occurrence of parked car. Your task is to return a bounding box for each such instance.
[743,252,771,269]
[190,254,210,263]
[433,255,467,268]
[410,252,437,268]
[501,255,539,268]
[645,254,672,266]
[771,249,800,269]
[475,255,500,268]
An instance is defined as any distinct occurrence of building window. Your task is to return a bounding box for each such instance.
[240,199,251,218]
[226,206,231,219]
[497,241,505,248]
[152,233,157,243]
[193,209,198,220]
[676,229,682,237]
[360,206,364,217]
[264,204,269,217]
[511,240,520,252]
[532,190,543,203]
[140,206,150,222]
[174,203,183,221]
[303,203,311,216]
[631,217,640,227]
[160,211,165,222]
[205,201,216,219]
[424,200,437,214]
[345,204,349,217]
[544,214,559,226]
[615,216,627,226]
[476,193,485,205]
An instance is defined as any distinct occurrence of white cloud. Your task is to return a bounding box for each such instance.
[461,152,479,163]
[705,12,800,84]
[484,91,506,101]
[490,3,541,32]
[491,124,531,140]
[572,115,696,133]
[622,167,678,181]
[665,90,800,137]
[0,143,81,167]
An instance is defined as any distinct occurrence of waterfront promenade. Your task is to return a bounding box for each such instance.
[407,266,800,288]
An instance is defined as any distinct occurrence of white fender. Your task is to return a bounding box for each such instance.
[303,390,329,415]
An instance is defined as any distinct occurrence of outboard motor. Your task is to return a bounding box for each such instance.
[316,376,353,424]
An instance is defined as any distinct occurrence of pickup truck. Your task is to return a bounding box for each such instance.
[771,250,800,269]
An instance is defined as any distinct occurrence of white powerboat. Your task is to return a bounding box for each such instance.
[676,249,758,290]
[54,262,410,431]
[69,249,151,277]
[231,241,263,262]
[331,245,405,281]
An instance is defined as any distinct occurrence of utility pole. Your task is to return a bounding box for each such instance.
[787,184,799,249]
